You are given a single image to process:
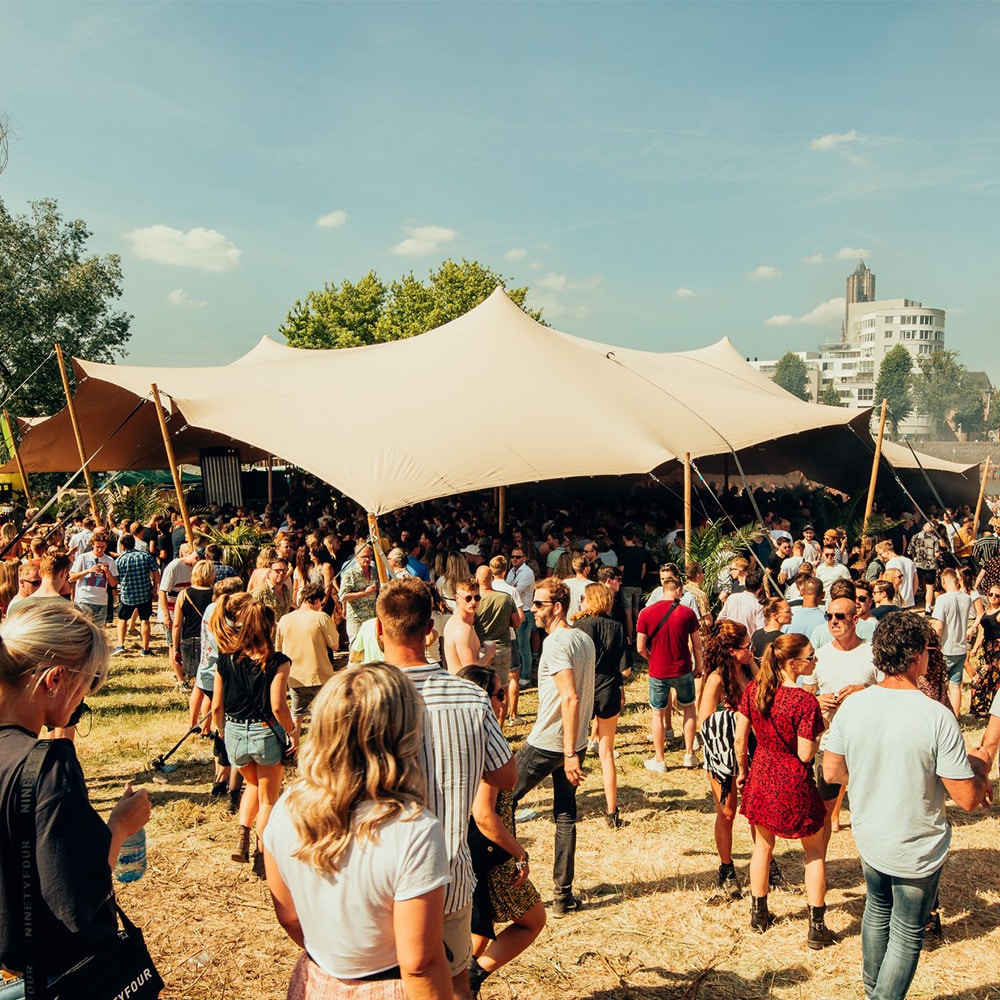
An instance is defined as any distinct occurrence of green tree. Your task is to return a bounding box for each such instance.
[911,350,984,436]
[873,344,914,435]
[819,384,843,407]
[771,352,810,401]
[279,259,544,349]
[0,198,131,416]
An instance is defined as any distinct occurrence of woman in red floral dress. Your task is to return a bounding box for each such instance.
[735,632,835,949]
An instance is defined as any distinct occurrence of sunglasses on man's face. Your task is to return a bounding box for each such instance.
[459,594,482,603]
[825,611,852,621]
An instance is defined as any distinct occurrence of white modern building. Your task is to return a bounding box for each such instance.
[748,263,945,437]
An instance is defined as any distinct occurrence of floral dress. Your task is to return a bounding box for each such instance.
[738,682,825,839]
[971,612,1000,718]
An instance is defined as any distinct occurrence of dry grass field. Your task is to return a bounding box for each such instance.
[78,640,1000,1000]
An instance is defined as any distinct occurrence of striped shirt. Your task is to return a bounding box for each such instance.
[401,661,512,914]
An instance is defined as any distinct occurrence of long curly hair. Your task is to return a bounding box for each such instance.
[284,662,427,875]
[704,621,748,712]
[755,632,812,717]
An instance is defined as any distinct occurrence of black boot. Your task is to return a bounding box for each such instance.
[231,824,251,863]
[228,787,241,815]
[468,955,491,998]
[750,894,773,932]
[807,904,836,949]
[769,858,789,890]
[605,808,622,829]
[718,861,742,900]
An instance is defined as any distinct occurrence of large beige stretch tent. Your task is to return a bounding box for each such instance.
[5,288,883,512]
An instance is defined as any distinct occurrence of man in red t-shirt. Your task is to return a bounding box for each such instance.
[636,576,703,772]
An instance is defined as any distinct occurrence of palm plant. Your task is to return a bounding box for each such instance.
[685,518,762,599]
[196,522,274,578]
[97,483,169,527]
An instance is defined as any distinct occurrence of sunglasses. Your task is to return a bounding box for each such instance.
[825,611,852,621]
[532,599,555,608]
[459,594,482,603]
[797,654,818,662]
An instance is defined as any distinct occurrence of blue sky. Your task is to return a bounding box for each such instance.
[3,2,998,383]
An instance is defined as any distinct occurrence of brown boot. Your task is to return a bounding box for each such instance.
[231,824,251,863]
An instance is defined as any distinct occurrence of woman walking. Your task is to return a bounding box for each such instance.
[698,621,755,898]
[969,585,1000,718]
[459,665,545,999]
[211,594,296,874]
[263,662,452,1000]
[735,632,835,948]
[573,583,629,827]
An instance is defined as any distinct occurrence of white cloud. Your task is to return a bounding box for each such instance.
[803,253,825,265]
[674,287,697,298]
[766,297,845,328]
[388,224,457,257]
[316,210,347,229]
[810,129,859,151]
[504,247,527,260]
[527,293,589,321]
[124,225,241,272]
[528,261,543,271]
[747,265,782,281]
[836,246,870,260]
[167,288,207,309]
[535,272,601,293]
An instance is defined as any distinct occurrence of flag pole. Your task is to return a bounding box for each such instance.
[3,409,32,507]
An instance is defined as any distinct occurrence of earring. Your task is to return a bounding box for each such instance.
[47,688,57,699]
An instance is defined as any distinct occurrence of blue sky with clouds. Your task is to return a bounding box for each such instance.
[3,2,998,382]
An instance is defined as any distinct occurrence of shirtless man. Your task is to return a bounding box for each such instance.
[443,577,496,674]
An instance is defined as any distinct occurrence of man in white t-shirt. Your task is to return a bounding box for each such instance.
[931,568,972,717]
[804,596,878,843]
[881,540,917,610]
[825,613,987,1000]
[814,544,851,596]
[68,530,118,625]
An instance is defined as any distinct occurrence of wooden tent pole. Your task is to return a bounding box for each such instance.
[4,409,32,507]
[54,344,99,521]
[150,383,195,549]
[973,456,992,538]
[267,456,274,506]
[499,485,507,536]
[863,399,889,536]
[367,512,389,584]
[684,452,692,567]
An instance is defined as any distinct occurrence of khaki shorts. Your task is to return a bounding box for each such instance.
[490,647,512,687]
[442,904,472,979]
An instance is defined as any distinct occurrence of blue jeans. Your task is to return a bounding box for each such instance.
[861,859,943,1000]
[516,610,535,682]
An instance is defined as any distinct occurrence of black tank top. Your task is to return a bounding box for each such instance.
[180,587,213,641]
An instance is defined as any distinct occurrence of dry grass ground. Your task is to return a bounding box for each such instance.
[78,638,1000,1000]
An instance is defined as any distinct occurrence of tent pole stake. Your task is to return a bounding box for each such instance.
[55,343,99,521]
[3,409,31,507]
[683,453,691,568]
[863,399,889,537]
[367,512,389,584]
[150,383,196,549]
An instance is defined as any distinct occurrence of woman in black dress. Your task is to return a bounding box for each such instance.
[735,632,834,949]
[573,583,629,828]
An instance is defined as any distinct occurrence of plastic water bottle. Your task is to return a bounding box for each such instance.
[114,829,147,883]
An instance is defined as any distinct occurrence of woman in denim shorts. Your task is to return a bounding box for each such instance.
[211,594,296,875]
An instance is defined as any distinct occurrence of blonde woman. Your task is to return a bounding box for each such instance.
[263,663,452,1000]
[0,601,151,982]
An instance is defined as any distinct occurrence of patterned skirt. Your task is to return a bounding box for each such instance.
[970,638,1000,718]
[287,953,405,1000]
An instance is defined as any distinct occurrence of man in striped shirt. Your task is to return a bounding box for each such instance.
[377,579,516,1000]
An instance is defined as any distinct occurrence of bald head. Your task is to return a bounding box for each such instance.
[475,565,494,590]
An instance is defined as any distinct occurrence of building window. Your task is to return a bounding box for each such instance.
[884,330,893,338]
[858,388,874,402]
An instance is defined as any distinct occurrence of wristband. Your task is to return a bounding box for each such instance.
[564,751,578,759]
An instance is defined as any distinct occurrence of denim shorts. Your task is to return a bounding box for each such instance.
[649,672,696,708]
[224,719,287,767]
[944,653,966,686]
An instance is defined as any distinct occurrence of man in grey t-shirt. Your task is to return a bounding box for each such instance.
[513,578,595,918]
[931,567,972,718]
[825,613,987,1000]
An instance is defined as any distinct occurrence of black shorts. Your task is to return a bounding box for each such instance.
[815,750,841,802]
[118,600,153,621]
[593,677,624,720]
[916,567,937,588]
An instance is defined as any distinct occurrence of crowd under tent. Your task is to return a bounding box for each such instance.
[0,288,977,515]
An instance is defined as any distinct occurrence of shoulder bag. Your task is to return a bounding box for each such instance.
[15,741,163,1000]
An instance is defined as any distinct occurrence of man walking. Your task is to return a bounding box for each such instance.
[376,579,515,1000]
[931,568,972,717]
[112,532,160,656]
[506,546,536,688]
[825,613,988,1000]
[513,578,595,917]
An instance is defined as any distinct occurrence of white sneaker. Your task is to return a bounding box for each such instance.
[586,739,599,755]
[683,753,697,769]
[644,758,666,773]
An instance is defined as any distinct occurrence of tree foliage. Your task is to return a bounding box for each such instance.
[279,259,545,350]
[0,198,132,416]
[771,352,810,401]
[910,350,984,436]
[873,345,913,435]
[819,384,843,407]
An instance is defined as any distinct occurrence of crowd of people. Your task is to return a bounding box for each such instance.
[2,484,1000,1000]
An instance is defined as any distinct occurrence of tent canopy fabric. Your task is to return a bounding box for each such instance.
[6,286,972,515]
